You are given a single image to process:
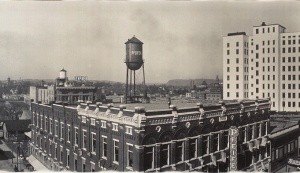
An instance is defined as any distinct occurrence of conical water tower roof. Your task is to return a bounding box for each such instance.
[60,68,67,72]
[125,36,143,44]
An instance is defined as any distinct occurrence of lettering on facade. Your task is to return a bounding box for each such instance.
[219,116,227,122]
[131,51,142,56]
[74,76,88,82]
[229,126,239,171]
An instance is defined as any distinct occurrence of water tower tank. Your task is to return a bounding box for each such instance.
[60,68,67,79]
[125,36,144,70]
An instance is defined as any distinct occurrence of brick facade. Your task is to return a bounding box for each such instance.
[30,98,271,172]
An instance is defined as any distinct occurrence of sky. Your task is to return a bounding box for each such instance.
[0,1,300,83]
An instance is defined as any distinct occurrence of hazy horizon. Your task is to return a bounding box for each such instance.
[0,1,299,83]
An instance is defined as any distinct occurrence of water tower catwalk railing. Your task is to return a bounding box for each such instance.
[124,36,146,103]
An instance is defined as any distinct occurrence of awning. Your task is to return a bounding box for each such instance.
[261,161,266,170]
[211,154,217,166]
[288,158,300,167]
[27,155,48,171]
[261,137,267,147]
[198,157,204,165]
[220,151,226,163]
[253,164,257,172]
[248,141,254,152]
[185,162,192,170]
[255,139,260,149]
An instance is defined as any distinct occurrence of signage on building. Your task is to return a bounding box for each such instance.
[229,126,239,171]
[74,76,88,82]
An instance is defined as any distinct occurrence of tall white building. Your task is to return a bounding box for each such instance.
[223,32,249,101]
[223,22,300,112]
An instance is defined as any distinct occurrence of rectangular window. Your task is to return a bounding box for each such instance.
[48,139,52,155]
[213,133,219,152]
[82,116,86,123]
[82,130,87,149]
[102,136,107,158]
[249,125,253,140]
[91,118,96,126]
[60,122,64,139]
[127,144,133,168]
[239,127,246,143]
[101,120,106,128]
[60,145,63,162]
[144,147,154,170]
[227,50,230,55]
[50,118,53,134]
[75,127,79,145]
[126,126,133,135]
[175,141,184,163]
[112,123,118,131]
[74,155,78,171]
[67,149,70,167]
[67,124,71,142]
[223,131,229,149]
[55,143,58,159]
[82,158,86,172]
[256,124,260,138]
[45,117,48,132]
[91,162,95,172]
[40,115,43,129]
[160,144,170,166]
[55,120,59,137]
[113,139,119,163]
[202,136,209,155]
[189,138,197,159]
[91,133,96,153]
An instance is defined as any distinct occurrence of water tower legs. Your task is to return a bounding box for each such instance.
[125,67,129,104]
[134,70,136,96]
[125,65,146,103]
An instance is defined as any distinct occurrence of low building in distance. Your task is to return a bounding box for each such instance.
[30,98,271,172]
[30,69,97,105]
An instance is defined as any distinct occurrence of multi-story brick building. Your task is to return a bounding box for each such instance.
[30,69,97,105]
[223,22,300,111]
[30,98,271,172]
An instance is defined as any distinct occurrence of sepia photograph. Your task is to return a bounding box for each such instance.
[0,0,300,172]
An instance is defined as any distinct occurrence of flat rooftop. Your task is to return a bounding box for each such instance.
[113,99,237,111]
[114,102,197,111]
[270,114,300,133]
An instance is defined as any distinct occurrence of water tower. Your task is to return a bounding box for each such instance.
[124,36,146,103]
[56,68,68,87]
